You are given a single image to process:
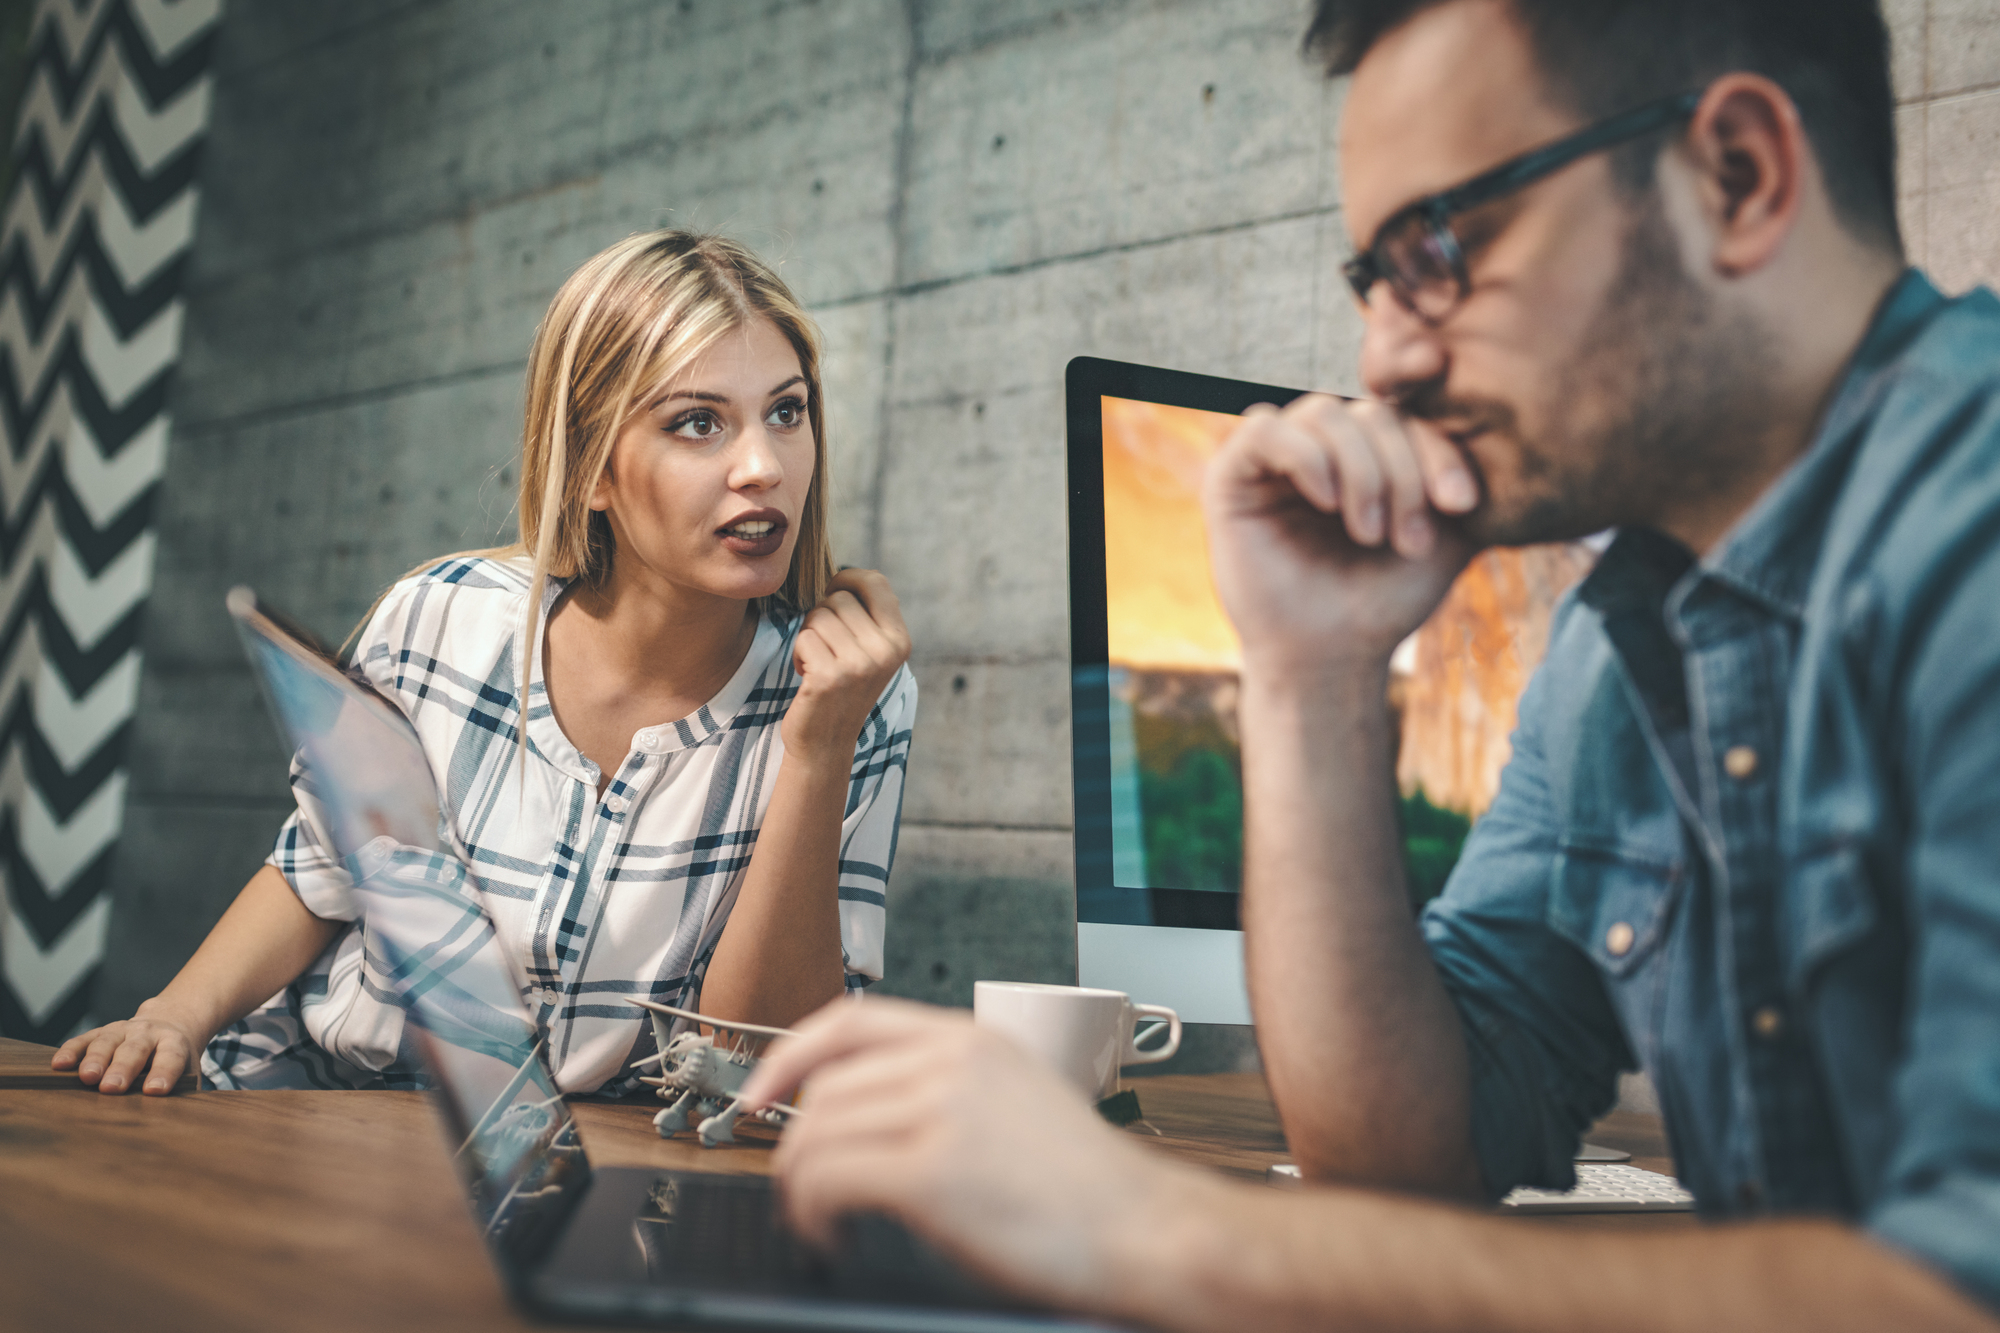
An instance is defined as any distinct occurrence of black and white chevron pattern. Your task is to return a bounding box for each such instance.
[0,0,220,1042]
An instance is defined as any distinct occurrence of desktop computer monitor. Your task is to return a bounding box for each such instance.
[1064,357,1308,1025]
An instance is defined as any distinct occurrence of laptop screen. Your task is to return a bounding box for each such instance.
[1098,393,1248,894]
[228,589,589,1270]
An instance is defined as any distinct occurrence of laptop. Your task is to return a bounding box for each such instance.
[226,587,1111,1331]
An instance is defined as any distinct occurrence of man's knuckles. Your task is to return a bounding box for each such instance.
[1345,397,1395,427]
[1235,412,1304,458]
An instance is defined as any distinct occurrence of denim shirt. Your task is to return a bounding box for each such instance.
[1422,270,2000,1312]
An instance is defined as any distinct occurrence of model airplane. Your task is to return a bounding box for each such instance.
[623,998,801,1147]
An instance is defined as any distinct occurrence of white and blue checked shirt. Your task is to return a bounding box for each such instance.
[204,555,917,1094]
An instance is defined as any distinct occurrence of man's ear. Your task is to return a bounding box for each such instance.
[1681,73,1809,278]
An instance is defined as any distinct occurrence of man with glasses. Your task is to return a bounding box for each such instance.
[742,1,2000,1328]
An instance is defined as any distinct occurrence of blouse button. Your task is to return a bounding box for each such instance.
[604,793,628,815]
[542,987,560,1006]
[1604,921,1635,957]
[1723,745,1759,780]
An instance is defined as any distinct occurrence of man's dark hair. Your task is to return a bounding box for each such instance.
[1306,0,1901,253]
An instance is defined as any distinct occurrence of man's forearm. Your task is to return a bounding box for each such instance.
[1238,658,1478,1192]
[1105,1173,1995,1333]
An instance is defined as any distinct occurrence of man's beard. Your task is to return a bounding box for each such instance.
[1405,195,1780,547]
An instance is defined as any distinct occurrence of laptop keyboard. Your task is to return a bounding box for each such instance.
[1500,1163,1696,1213]
[636,1175,820,1290]
[631,1172,1018,1310]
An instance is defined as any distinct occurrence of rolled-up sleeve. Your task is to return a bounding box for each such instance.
[266,770,359,922]
[1419,649,1634,1199]
[1866,527,2000,1312]
[833,664,917,988]
[262,584,424,924]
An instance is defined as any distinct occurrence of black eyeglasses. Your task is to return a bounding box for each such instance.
[1342,91,1702,324]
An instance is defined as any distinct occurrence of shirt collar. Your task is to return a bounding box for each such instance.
[1698,269,1947,620]
[1576,526,1696,616]
[524,576,589,781]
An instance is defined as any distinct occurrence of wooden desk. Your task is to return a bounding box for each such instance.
[0,1038,1684,1332]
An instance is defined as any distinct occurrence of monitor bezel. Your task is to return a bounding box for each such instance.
[1064,356,1310,933]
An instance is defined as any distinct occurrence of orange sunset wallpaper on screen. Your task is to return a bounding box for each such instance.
[1099,395,1594,903]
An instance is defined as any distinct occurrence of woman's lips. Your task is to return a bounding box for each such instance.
[717,512,787,558]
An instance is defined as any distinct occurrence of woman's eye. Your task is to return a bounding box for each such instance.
[767,397,807,430]
[669,410,721,439]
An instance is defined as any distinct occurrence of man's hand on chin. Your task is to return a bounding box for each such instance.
[737,997,1217,1319]
[1203,394,1481,675]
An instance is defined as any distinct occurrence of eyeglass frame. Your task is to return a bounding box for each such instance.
[1341,90,1703,323]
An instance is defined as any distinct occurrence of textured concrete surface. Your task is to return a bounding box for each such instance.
[1890,0,2000,293]
[97,0,2000,1086]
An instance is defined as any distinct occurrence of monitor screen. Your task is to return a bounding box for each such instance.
[1067,359,1305,936]
[1100,395,1246,895]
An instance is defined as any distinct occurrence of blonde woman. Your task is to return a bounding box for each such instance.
[54,231,917,1095]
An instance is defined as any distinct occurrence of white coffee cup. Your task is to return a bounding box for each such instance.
[972,980,1183,1101]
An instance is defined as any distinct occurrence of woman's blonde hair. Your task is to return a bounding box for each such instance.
[350,231,833,690]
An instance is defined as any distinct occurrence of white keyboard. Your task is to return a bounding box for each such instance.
[1500,1163,1695,1213]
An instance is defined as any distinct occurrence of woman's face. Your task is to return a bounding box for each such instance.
[592,316,814,604]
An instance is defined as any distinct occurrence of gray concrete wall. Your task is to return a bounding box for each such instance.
[97,0,2000,1071]
[1890,0,2000,291]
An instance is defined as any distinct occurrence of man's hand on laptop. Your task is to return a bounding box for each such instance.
[1203,394,1479,671]
[738,997,1218,1318]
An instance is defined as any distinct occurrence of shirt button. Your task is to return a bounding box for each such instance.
[604,793,628,814]
[1751,1005,1785,1040]
[542,987,560,1005]
[1604,921,1635,956]
[1723,745,1759,780]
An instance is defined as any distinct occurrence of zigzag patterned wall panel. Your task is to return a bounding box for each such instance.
[0,0,221,1042]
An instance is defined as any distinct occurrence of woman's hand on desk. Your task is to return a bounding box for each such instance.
[51,999,208,1095]
[781,569,911,766]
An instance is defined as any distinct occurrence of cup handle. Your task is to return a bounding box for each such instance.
[1124,1003,1182,1065]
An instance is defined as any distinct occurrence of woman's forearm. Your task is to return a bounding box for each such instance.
[698,751,851,1030]
[147,863,346,1037]
[702,569,909,1030]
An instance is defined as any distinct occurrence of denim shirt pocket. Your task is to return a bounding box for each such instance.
[1782,840,1880,995]
[1547,836,1688,979]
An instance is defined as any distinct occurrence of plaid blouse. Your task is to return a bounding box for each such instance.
[203,555,916,1094]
